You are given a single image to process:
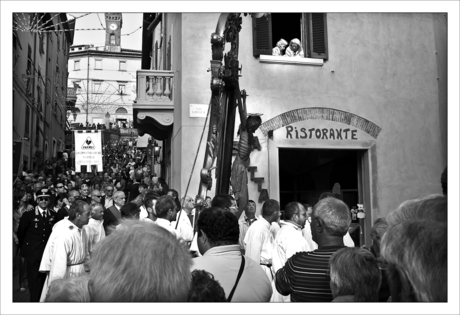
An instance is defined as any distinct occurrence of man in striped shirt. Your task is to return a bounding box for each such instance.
[275,197,351,302]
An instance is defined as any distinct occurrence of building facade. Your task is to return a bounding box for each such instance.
[134,13,447,246]
[13,13,75,175]
[67,13,142,133]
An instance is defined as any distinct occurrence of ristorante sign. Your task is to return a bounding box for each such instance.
[285,125,359,140]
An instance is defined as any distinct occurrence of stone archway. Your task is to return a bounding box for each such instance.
[259,107,382,139]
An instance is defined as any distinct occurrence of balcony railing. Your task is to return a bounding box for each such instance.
[134,70,174,108]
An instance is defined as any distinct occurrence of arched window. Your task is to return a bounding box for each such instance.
[110,34,116,45]
[115,107,128,114]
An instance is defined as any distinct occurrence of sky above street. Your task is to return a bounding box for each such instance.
[67,13,143,50]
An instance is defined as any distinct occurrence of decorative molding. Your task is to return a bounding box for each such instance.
[260,107,382,139]
[137,111,174,126]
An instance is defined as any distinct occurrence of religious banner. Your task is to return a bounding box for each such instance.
[74,131,103,173]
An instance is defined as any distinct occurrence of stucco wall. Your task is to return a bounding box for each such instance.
[178,13,446,218]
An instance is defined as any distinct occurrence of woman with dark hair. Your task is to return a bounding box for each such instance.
[167,189,181,210]
[13,189,33,292]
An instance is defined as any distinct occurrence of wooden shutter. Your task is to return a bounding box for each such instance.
[252,15,273,57]
[308,13,328,59]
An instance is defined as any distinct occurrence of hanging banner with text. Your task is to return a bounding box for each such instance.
[74,131,103,173]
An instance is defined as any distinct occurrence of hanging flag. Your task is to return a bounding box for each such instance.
[74,131,103,173]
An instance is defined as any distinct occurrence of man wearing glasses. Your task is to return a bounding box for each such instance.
[103,191,126,234]
[271,202,311,302]
[91,189,103,206]
[101,185,115,209]
[17,188,57,301]
[49,180,66,208]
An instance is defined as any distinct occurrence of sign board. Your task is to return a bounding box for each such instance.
[74,131,103,173]
[190,104,209,118]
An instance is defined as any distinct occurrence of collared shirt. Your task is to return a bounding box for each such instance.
[191,245,272,302]
[104,196,114,209]
[82,218,105,269]
[238,213,260,250]
[171,209,194,242]
[272,221,311,273]
[244,216,274,266]
[155,218,177,237]
[139,205,148,220]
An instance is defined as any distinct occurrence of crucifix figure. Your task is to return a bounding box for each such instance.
[230,89,262,215]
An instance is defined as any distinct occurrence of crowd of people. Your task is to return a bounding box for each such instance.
[13,151,448,303]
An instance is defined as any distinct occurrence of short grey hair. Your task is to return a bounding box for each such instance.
[45,276,90,302]
[329,247,381,301]
[387,194,447,227]
[88,220,192,301]
[313,197,351,236]
[380,220,447,302]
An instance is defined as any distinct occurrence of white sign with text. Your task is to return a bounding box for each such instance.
[190,104,209,118]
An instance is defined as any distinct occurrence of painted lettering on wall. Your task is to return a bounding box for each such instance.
[285,126,358,140]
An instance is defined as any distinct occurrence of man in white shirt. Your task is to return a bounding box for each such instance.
[244,199,280,281]
[82,203,105,271]
[171,196,194,244]
[238,200,259,253]
[155,195,178,237]
[39,200,90,301]
[272,202,310,302]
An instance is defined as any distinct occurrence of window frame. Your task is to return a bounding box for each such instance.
[119,60,127,71]
[95,59,103,70]
[74,59,80,71]
[252,13,329,60]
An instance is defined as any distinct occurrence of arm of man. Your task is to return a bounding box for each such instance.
[244,230,262,264]
[275,257,294,296]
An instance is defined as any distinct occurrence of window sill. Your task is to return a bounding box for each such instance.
[259,55,323,66]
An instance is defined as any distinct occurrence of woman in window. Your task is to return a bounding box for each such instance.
[285,38,304,58]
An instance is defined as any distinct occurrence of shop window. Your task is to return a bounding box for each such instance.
[119,60,127,71]
[74,60,80,70]
[95,59,102,70]
[252,13,328,60]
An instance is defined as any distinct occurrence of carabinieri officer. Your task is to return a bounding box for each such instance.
[17,188,57,302]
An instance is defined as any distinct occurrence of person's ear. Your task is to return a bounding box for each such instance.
[200,230,208,244]
[314,217,323,234]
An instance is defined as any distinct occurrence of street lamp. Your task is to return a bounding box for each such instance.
[153,141,162,164]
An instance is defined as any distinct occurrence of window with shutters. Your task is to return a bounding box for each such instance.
[253,13,328,60]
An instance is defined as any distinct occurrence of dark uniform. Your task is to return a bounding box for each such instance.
[17,189,57,302]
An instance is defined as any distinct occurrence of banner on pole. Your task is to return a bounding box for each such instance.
[74,131,103,173]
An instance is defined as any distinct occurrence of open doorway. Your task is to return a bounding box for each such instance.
[279,148,365,245]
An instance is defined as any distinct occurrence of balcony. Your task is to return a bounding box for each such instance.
[134,70,174,109]
[67,87,77,101]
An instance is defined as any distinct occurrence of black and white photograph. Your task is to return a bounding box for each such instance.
[1,1,459,314]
